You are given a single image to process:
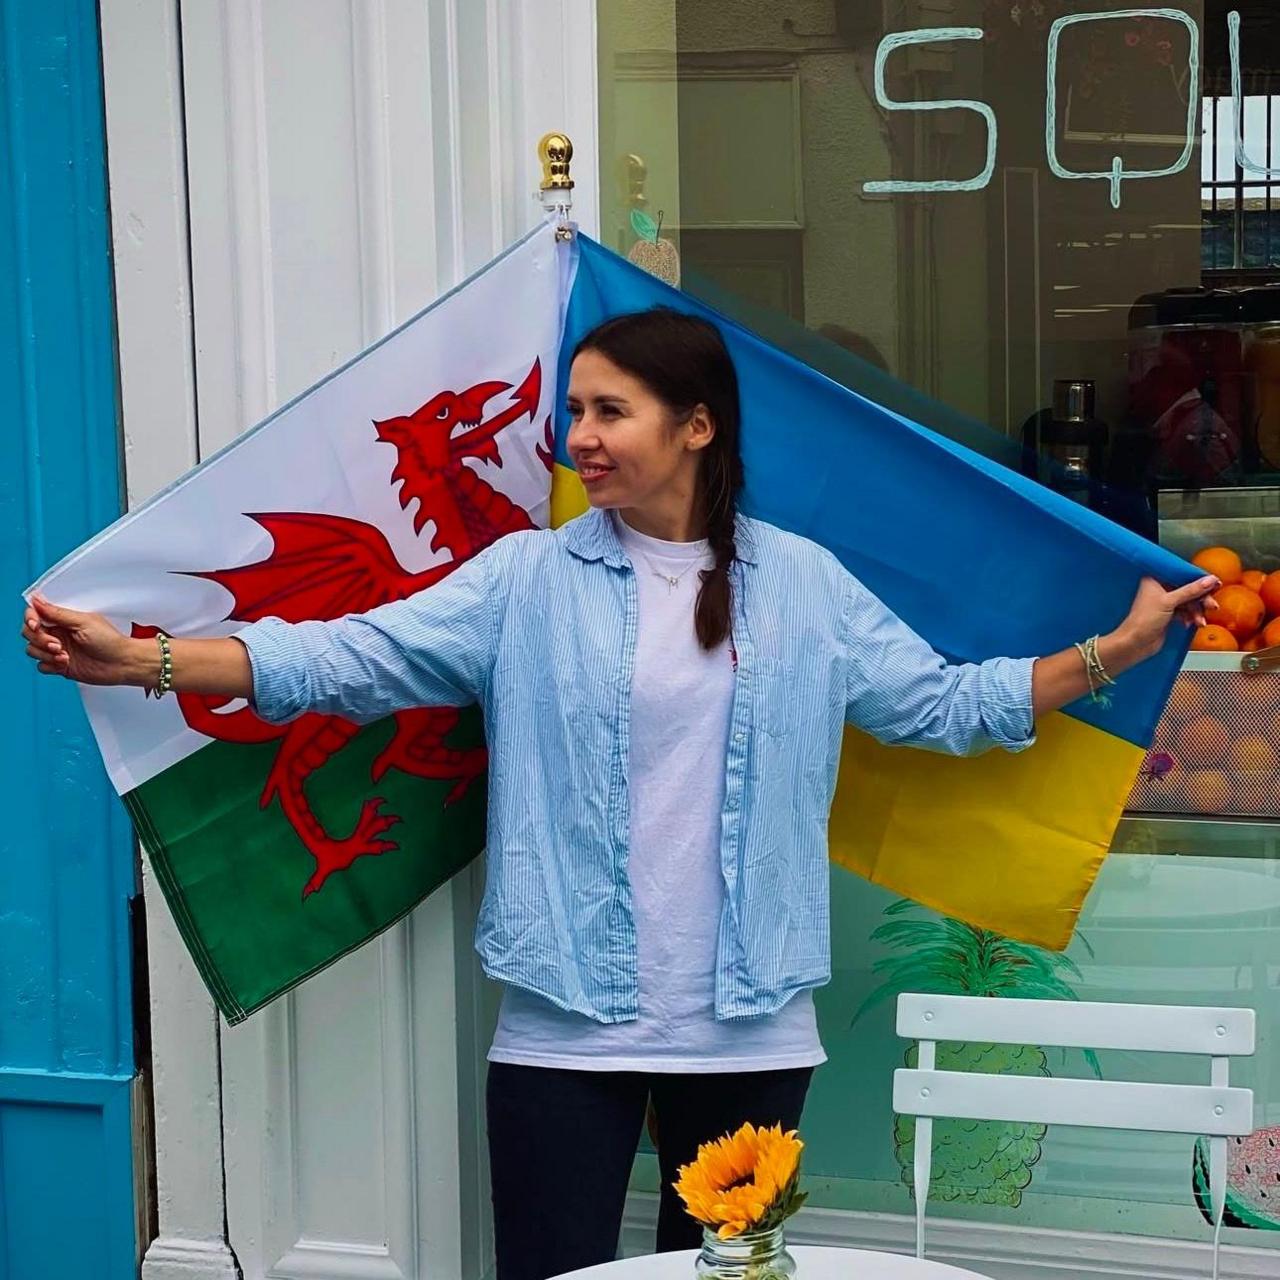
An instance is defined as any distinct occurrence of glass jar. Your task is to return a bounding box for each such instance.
[695,1226,796,1280]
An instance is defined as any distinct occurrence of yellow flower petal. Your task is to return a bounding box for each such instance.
[674,1120,806,1234]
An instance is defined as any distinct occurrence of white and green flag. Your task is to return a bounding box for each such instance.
[30,223,562,1022]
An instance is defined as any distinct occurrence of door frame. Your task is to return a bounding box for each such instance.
[2,2,140,1277]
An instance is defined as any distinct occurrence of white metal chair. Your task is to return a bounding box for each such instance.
[893,993,1256,1280]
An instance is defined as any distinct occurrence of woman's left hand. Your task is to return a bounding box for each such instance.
[1111,574,1220,664]
[1033,574,1220,718]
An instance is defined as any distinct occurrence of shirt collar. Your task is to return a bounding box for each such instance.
[560,505,757,566]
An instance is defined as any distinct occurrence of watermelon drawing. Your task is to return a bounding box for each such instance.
[1192,1127,1280,1230]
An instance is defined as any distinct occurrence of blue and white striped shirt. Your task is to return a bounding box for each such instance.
[240,506,1036,1022]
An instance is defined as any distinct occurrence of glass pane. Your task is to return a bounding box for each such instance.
[1200,96,1214,185]
[598,2,1277,509]
[1242,94,1271,176]
[1202,207,1233,269]
[599,0,1280,1251]
[1215,93,1237,182]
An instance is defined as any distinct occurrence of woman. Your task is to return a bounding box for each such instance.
[23,308,1215,1280]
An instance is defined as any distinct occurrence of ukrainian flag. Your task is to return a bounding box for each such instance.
[553,233,1199,951]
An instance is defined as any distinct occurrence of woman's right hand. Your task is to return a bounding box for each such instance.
[22,596,140,686]
[22,597,254,697]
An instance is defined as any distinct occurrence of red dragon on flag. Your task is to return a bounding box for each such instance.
[137,360,549,898]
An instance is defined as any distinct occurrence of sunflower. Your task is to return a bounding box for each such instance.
[674,1122,807,1239]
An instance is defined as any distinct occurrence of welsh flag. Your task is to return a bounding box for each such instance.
[31,217,1196,1024]
[29,225,563,1022]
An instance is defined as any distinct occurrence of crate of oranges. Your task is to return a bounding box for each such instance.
[1127,544,1280,818]
[1187,546,1280,655]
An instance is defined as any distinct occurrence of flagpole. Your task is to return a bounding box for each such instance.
[538,131,574,239]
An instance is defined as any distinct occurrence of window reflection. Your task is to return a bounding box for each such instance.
[599,0,1280,1246]
[598,1,1280,532]
[1203,94,1280,269]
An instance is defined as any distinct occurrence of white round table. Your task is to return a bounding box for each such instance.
[553,1245,990,1280]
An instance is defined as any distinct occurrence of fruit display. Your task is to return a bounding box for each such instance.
[1189,546,1280,652]
[1127,544,1280,818]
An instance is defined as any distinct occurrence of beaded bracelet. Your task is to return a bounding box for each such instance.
[1073,634,1115,701]
[1089,635,1117,689]
[155,631,174,697]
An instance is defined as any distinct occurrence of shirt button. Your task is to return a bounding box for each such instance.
[734,732,745,743]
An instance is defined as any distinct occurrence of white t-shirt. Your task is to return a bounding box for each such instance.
[487,515,826,1072]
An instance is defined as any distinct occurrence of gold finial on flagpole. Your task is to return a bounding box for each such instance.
[538,133,574,191]
[538,132,574,240]
[620,153,647,210]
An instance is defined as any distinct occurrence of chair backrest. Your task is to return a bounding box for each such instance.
[893,993,1256,1280]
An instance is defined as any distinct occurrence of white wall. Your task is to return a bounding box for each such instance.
[101,3,596,1278]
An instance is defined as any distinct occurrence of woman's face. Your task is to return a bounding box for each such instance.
[565,349,710,515]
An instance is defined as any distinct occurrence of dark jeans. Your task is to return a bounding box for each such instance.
[485,1062,813,1280]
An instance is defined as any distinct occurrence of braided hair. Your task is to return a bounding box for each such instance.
[572,307,743,650]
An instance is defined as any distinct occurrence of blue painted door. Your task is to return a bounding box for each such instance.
[0,2,138,1278]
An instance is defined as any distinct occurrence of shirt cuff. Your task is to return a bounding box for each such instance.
[237,617,308,723]
[977,655,1037,751]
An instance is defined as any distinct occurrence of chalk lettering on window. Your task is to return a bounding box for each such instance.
[1229,10,1279,177]
[1045,8,1199,209]
[863,27,997,195]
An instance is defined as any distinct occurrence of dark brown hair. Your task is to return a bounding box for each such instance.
[572,307,743,650]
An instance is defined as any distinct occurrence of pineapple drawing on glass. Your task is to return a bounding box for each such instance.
[855,899,1097,1208]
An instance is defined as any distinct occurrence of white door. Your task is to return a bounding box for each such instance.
[101,3,597,1278]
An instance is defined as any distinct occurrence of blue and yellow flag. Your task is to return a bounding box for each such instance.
[553,233,1198,951]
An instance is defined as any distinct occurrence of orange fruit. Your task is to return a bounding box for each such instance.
[1165,676,1207,720]
[1182,769,1230,813]
[1175,714,1229,763]
[1243,632,1267,652]
[1242,569,1267,593]
[1191,624,1239,652]
[1261,570,1280,617]
[1192,546,1243,585]
[1261,616,1280,648]
[1235,775,1271,815]
[1237,671,1278,710]
[1229,734,1278,773]
[1205,584,1266,640]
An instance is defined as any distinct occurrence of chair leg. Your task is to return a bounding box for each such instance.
[1209,1133,1226,1280]
[913,1116,933,1260]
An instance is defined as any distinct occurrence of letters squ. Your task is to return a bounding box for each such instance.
[863,7,1260,209]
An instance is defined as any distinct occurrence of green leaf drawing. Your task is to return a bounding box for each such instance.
[630,208,658,242]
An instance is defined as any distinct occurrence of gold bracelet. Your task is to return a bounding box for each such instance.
[155,632,173,696]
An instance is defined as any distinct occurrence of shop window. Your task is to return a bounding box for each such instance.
[678,228,806,321]
[1202,94,1280,271]
[676,68,806,319]
[598,0,1280,1256]
[1203,0,1280,276]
